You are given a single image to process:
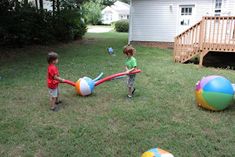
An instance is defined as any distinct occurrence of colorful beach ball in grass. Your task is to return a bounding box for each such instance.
[141,148,174,157]
[75,77,95,96]
[195,75,234,111]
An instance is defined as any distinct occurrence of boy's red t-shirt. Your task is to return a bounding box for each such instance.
[47,64,59,89]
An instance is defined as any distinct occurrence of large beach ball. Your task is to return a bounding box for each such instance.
[141,148,174,157]
[75,77,95,96]
[195,75,234,111]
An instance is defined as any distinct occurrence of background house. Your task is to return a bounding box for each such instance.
[101,1,130,24]
[129,0,235,43]
[28,0,52,11]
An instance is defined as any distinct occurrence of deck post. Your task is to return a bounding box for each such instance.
[199,17,205,50]
[199,51,204,67]
[199,50,208,67]
[173,37,177,62]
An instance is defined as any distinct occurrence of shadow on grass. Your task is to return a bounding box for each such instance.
[196,102,235,113]
[225,103,235,111]
[186,52,235,70]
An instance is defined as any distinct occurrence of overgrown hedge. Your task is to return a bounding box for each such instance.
[0,0,87,47]
[114,20,129,32]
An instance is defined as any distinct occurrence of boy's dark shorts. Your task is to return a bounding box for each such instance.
[127,74,136,88]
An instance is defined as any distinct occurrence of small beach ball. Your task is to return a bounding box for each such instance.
[75,77,95,96]
[141,148,174,157]
[195,75,234,111]
[107,47,114,55]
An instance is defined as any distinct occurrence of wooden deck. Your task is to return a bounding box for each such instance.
[174,16,235,66]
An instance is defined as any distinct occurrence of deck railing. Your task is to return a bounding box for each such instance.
[174,21,201,62]
[202,16,235,51]
[174,16,235,64]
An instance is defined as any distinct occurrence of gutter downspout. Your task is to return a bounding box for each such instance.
[128,0,133,44]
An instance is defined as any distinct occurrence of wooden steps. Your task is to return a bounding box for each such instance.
[174,16,235,66]
[175,48,200,63]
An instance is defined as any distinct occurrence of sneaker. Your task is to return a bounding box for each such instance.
[132,88,136,95]
[127,95,132,98]
[50,106,59,112]
[56,100,62,105]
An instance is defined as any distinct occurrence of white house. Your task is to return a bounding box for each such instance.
[101,1,130,24]
[27,0,52,11]
[129,0,235,43]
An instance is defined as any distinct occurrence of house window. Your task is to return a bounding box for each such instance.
[127,15,129,19]
[215,0,222,16]
[180,19,190,26]
[105,15,109,21]
[105,14,112,21]
[181,7,192,15]
[215,0,222,9]
[180,6,193,26]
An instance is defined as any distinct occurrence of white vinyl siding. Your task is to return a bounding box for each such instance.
[130,0,177,42]
[129,0,235,42]
[225,0,235,16]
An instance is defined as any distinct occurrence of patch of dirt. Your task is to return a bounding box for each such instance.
[131,41,174,49]
[0,39,84,61]
[9,145,24,157]
[80,38,97,45]
[34,149,46,157]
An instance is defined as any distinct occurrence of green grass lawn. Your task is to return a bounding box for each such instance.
[0,32,235,157]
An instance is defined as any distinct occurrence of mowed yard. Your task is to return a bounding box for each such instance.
[0,32,235,157]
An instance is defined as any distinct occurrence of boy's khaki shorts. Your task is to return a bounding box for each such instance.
[48,87,59,98]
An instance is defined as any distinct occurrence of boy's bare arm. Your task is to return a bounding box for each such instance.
[126,67,137,73]
[54,75,65,82]
[125,66,129,71]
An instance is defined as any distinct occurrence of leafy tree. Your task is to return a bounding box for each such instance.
[0,0,87,47]
[95,0,115,6]
[83,1,102,25]
[118,0,130,4]
[0,0,117,47]
[81,0,115,25]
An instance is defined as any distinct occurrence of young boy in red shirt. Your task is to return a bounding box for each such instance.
[47,52,65,111]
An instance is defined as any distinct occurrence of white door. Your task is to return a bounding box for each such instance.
[178,5,195,34]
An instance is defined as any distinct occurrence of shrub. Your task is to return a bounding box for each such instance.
[114,20,129,32]
[0,0,87,47]
[53,9,87,41]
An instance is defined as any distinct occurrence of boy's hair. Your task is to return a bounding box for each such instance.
[123,44,136,56]
[47,52,58,64]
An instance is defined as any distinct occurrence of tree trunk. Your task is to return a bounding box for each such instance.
[56,0,60,13]
[14,0,20,10]
[24,0,28,5]
[35,0,38,10]
[39,0,43,11]
[52,0,55,15]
